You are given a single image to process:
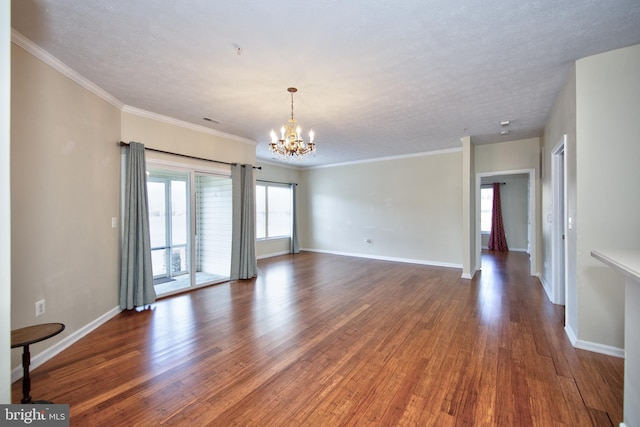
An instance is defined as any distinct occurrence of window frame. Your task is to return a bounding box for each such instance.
[256,181,292,241]
[480,187,493,235]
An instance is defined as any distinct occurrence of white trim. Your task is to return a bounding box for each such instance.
[257,250,291,260]
[574,339,625,359]
[1,3,11,404]
[302,248,463,270]
[551,135,568,306]
[565,324,578,346]
[122,106,257,146]
[461,269,476,280]
[11,306,122,382]
[561,324,620,358]
[146,157,231,176]
[475,168,537,277]
[305,147,463,170]
[11,29,124,109]
[539,274,554,304]
[481,246,528,252]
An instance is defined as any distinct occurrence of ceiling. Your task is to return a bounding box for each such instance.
[11,0,640,168]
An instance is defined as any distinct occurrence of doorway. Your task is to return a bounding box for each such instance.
[551,135,567,306]
[147,165,232,296]
[475,168,537,276]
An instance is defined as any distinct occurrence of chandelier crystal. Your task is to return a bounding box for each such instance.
[269,87,316,159]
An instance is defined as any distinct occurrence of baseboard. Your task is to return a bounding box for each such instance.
[257,250,291,260]
[481,246,528,253]
[564,324,625,358]
[538,274,554,303]
[565,324,578,346]
[574,339,624,358]
[302,248,463,270]
[461,272,474,280]
[11,306,122,382]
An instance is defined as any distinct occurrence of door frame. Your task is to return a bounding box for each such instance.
[146,157,231,297]
[475,168,537,276]
[551,135,568,305]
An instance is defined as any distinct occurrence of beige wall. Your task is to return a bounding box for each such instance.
[574,44,640,349]
[475,137,541,274]
[1,0,12,403]
[121,111,256,166]
[303,151,463,266]
[475,137,541,174]
[9,44,259,375]
[10,44,122,369]
[255,161,302,258]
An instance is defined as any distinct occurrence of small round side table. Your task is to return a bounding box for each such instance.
[11,323,65,404]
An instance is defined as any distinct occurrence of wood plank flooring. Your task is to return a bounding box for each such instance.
[12,251,623,426]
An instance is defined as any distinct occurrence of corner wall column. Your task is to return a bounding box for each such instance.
[462,136,476,279]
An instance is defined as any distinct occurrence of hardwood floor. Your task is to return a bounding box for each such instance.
[12,251,623,426]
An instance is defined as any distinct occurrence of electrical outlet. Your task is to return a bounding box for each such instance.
[35,299,45,317]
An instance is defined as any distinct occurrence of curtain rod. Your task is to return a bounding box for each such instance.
[481,182,506,186]
[257,179,298,186]
[119,141,261,170]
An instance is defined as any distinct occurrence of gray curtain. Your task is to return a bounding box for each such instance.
[230,164,257,280]
[119,142,156,309]
[290,183,300,254]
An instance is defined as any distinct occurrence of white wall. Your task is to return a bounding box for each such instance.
[574,44,640,350]
[255,161,302,258]
[462,137,476,278]
[11,43,122,370]
[1,0,12,404]
[302,150,463,267]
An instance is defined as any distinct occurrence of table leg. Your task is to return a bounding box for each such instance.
[21,344,32,404]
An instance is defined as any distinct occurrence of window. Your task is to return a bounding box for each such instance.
[480,187,493,233]
[256,183,292,239]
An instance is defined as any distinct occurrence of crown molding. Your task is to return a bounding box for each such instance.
[11,29,124,109]
[11,29,257,147]
[121,105,257,146]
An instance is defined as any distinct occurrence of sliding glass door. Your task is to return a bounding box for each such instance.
[147,167,231,296]
[148,171,191,294]
[195,173,232,285]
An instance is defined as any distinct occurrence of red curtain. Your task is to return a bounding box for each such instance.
[488,182,508,251]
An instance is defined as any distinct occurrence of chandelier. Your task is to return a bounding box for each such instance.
[269,87,316,158]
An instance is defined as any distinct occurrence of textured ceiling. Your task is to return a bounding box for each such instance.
[11,0,640,167]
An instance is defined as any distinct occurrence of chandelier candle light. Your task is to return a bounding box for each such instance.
[269,87,316,159]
